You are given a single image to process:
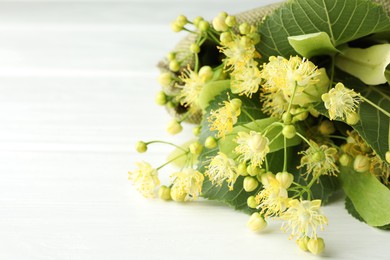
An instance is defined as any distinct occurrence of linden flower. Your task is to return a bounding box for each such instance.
[260,89,288,118]
[230,60,263,97]
[177,67,204,108]
[299,141,339,177]
[219,35,260,71]
[235,131,270,167]
[281,199,328,239]
[170,168,204,201]
[128,162,160,198]
[321,82,361,121]
[256,176,290,218]
[208,98,242,138]
[205,152,239,190]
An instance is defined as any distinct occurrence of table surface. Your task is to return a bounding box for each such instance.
[0,0,388,259]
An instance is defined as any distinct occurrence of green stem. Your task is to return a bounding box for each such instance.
[360,96,390,118]
[295,132,313,147]
[286,82,298,115]
[146,140,188,153]
[157,152,188,170]
[283,136,287,172]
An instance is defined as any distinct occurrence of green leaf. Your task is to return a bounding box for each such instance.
[340,166,390,227]
[257,0,390,61]
[219,118,301,159]
[288,32,339,58]
[335,43,390,85]
[198,80,230,111]
[316,71,390,163]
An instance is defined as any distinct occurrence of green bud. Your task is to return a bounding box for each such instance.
[220,32,233,45]
[319,120,335,135]
[275,171,294,189]
[339,153,353,166]
[176,15,188,27]
[243,176,259,192]
[212,14,228,32]
[247,164,261,177]
[296,236,310,252]
[158,185,172,201]
[170,188,186,202]
[346,112,360,125]
[225,15,237,27]
[230,98,242,112]
[307,237,325,255]
[170,21,183,32]
[238,162,248,176]
[193,16,204,27]
[169,60,180,72]
[239,22,251,34]
[190,43,200,54]
[192,126,201,136]
[204,136,217,149]
[260,172,275,186]
[189,142,203,155]
[198,66,213,82]
[166,120,182,135]
[249,33,260,44]
[282,112,292,124]
[135,141,147,153]
[247,196,258,208]
[247,212,267,232]
[198,20,210,31]
[353,154,370,173]
[166,52,176,61]
[158,72,172,87]
[282,125,296,139]
[293,108,309,121]
[155,91,167,105]
[312,151,325,163]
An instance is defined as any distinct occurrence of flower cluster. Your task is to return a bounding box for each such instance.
[130,0,390,256]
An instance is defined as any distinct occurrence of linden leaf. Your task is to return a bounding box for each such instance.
[340,166,390,227]
[288,32,339,58]
[198,80,230,111]
[257,0,390,61]
[335,43,390,85]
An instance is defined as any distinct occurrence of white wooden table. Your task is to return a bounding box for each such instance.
[0,0,388,259]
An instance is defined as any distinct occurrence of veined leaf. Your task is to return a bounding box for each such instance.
[340,166,390,227]
[198,80,230,111]
[257,0,390,61]
[288,32,339,58]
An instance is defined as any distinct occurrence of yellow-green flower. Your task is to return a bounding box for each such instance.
[205,152,238,190]
[128,162,160,198]
[234,131,270,167]
[170,168,204,201]
[321,82,361,121]
[208,99,241,138]
[177,67,204,108]
[256,176,290,217]
[281,199,328,239]
[299,141,339,177]
[230,60,262,97]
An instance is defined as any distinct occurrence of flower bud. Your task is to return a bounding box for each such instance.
[225,15,237,27]
[293,108,309,121]
[198,20,210,31]
[248,33,260,44]
[243,176,259,192]
[220,32,233,44]
[135,141,147,153]
[176,15,188,27]
[158,72,172,87]
[307,237,325,255]
[158,185,172,201]
[189,142,203,155]
[198,66,214,82]
[170,188,186,202]
[282,125,296,139]
[319,120,335,135]
[247,196,258,208]
[260,172,275,186]
[166,52,176,61]
[386,151,390,164]
[346,112,360,125]
[190,43,200,54]
[204,136,217,149]
[193,16,204,27]
[169,60,180,72]
[155,91,167,105]
[166,120,182,135]
[238,162,248,176]
[212,14,228,32]
[239,22,251,34]
[170,21,183,32]
[230,98,242,112]
[275,171,294,189]
[247,164,261,177]
[296,236,310,252]
[339,153,352,166]
[282,112,292,124]
[193,126,201,136]
[247,212,267,232]
[353,154,370,172]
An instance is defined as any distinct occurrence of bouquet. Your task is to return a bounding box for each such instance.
[129,0,390,255]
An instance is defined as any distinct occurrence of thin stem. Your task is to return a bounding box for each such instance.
[146,140,188,153]
[328,135,347,141]
[264,156,269,172]
[286,82,298,115]
[295,132,313,147]
[360,96,390,118]
[157,152,188,170]
[241,108,260,128]
[283,136,287,172]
